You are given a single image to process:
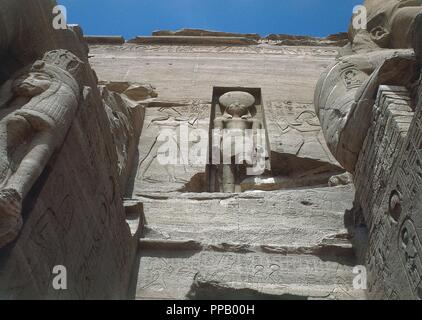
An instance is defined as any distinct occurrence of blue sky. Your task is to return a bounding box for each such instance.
[59,0,362,39]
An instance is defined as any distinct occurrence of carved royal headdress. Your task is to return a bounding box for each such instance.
[30,49,84,94]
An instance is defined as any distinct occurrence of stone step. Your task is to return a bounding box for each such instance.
[130,185,366,300]
[138,186,355,247]
[135,245,364,300]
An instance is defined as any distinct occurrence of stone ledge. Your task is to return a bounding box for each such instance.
[127,36,258,46]
[84,35,125,45]
[152,28,261,40]
[138,239,355,258]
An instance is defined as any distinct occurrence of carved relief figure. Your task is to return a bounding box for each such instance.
[214,91,264,193]
[137,112,189,183]
[0,50,84,247]
[314,0,422,172]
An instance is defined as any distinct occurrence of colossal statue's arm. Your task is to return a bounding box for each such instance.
[314,49,418,172]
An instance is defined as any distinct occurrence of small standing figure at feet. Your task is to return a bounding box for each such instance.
[214,91,264,193]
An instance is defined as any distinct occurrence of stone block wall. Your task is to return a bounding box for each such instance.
[354,85,422,299]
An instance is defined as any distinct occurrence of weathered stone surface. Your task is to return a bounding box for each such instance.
[89,44,342,176]
[152,29,261,40]
[89,44,339,104]
[134,186,365,300]
[265,100,342,171]
[100,84,146,191]
[351,85,421,299]
[127,36,258,46]
[137,249,363,300]
[0,1,89,84]
[328,172,353,187]
[150,29,349,47]
[85,35,363,299]
[7,0,415,301]
[130,102,210,194]
[315,1,422,173]
[265,32,348,47]
[124,199,145,239]
[0,49,85,247]
[314,0,422,300]
[84,35,125,45]
[100,81,157,99]
[0,0,138,299]
[349,0,422,50]
[316,50,418,173]
[138,186,354,245]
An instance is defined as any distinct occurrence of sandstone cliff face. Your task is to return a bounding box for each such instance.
[142,29,348,47]
[100,83,154,193]
[0,0,88,84]
[87,38,368,299]
[0,0,140,299]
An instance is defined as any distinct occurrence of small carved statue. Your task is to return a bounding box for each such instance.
[0,49,84,247]
[214,91,263,193]
[315,0,422,172]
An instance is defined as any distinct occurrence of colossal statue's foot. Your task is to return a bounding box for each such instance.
[0,189,23,248]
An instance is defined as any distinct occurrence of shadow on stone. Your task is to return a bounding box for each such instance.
[186,277,308,300]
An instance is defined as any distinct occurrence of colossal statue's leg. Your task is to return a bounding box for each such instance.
[0,113,55,246]
[0,114,33,183]
[6,131,54,198]
[0,114,33,246]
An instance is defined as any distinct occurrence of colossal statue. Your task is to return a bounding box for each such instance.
[314,0,422,172]
[0,49,84,247]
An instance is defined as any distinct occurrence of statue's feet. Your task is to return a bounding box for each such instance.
[0,189,23,248]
